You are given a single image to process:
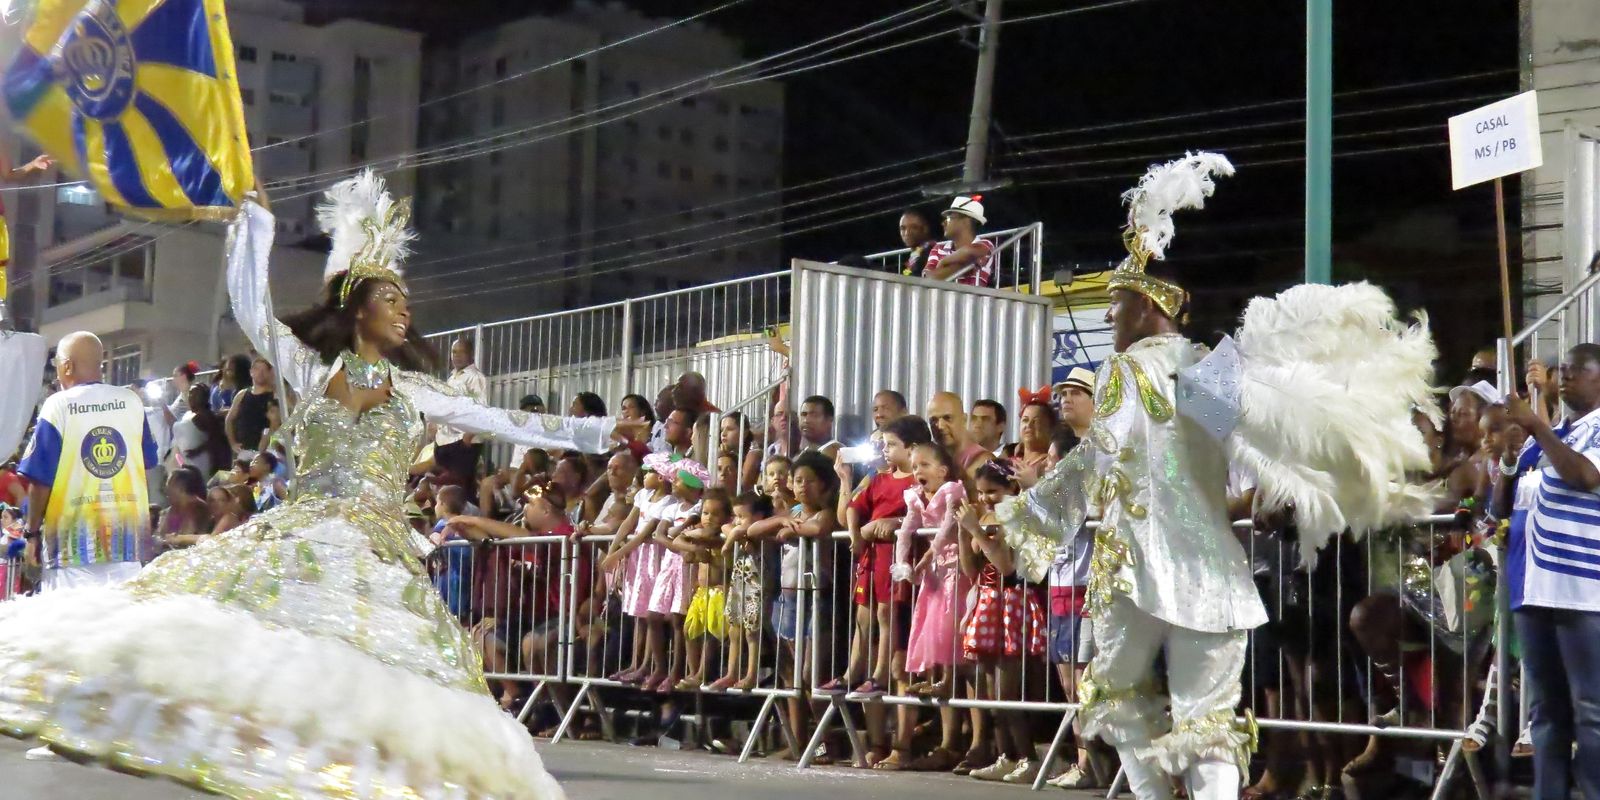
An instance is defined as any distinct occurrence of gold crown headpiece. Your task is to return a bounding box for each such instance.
[1106,152,1234,319]
[316,170,416,308]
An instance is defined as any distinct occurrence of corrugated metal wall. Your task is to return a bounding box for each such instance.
[790,260,1051,443]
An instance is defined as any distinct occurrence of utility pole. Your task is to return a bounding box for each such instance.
[1305,0,1333,283]
[925,0,1011,197]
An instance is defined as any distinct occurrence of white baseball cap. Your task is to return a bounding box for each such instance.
[943,195,986,226]
[1448,380,1503,407]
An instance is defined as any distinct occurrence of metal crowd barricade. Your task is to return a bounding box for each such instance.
[433,534,570,728]
[0,556,21,601]
[772,511,1496,796]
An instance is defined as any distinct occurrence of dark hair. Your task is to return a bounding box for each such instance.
[975,461,1019,490]
[912,441,959,481]
[436,484,467,516]
[1051,425,1080,455]
[226,484,256,520]
[791,450,839,499]
[573,391,607,417]
[280,276,436,372]
[177,361,199,380]
[233,457,252,473]
[522,448,552,474]
[519,394,545,411]
[225,354,252,390]
[621,393,657,424]
[764,454,792,472]
[187,385,232,473]
[671,406,701,428]
[168,465,206,499]
[253,450,279,472]
[735,491,774,518]
[882,414,934,447]
[702,487,732,515]
[972,398,1007,426]
[899,207,938,236]
[1020,400,1060,431]
[529,482,569,515]
[1462,367,1497,387]
[555,452,591,485]
[1572,343,1600,370]
[876,389,908,412]
[801,395,835,419]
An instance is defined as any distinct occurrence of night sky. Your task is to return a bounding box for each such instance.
[298,0,1520,373]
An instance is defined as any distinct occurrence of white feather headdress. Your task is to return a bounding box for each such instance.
[315,169,415,304]
[1122,150,1235,260]
[1108,151,1234,317]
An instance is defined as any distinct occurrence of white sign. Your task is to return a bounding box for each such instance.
[1448,90,1542,190]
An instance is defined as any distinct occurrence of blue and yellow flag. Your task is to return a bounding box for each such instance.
[3,0,254,220]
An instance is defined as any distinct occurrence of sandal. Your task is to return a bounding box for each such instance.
[872,748,912,771]
[864,745,891,768]
[814,677,849,695]
[704,675,737,692]
[907,746,961,772]
[953,746,995,776]
[732,675,758,692]
[851,679,887,697]
[904,680,934,696]
[674,677,702,692]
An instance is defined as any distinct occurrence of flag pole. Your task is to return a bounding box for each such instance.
[247,184,297,491]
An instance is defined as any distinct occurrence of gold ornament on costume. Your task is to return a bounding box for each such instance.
[1106,152,1235,319]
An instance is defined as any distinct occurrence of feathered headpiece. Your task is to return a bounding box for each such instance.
[315,169,415,308]
[1108,151,1235,318]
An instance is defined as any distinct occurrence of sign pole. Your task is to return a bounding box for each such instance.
[1495,176,1517,397]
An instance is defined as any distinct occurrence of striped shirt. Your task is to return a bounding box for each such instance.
[1511,407,1600,612]
[922,238,996,287]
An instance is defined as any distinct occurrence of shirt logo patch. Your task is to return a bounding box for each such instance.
[80,425,127,479]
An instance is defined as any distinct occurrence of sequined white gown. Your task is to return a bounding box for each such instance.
[0,203,607,798]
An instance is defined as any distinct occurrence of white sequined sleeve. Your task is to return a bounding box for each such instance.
[995,441,1092,584]
[226,201,324,394]
[398,372,617,454]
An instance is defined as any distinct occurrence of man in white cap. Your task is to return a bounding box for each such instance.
[921,194,996,287]
[1054,366,1096,440]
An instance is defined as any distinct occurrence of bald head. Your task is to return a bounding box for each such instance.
[55,331,103,389]
[926,392,969,450]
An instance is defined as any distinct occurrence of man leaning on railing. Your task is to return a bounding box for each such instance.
[1498,343,1600,800]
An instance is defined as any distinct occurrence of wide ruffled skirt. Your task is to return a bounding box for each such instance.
[0,496,564,799]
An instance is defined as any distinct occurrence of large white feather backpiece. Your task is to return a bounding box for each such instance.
[1204,282,1442,567]
[315,169,414,286]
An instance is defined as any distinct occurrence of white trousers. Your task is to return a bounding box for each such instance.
[1079,595,1250,800]
[41,561,142,592]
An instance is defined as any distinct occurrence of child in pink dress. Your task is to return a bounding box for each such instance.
[893,443,970,683]
[610,454,679,683]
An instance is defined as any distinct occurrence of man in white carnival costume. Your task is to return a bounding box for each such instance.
[999,153,1439,800]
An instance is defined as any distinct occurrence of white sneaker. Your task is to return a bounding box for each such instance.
[24,745,59,761]
[971,755,1018,781]
[1047,765,1098,789]
[1002,758,1041,784]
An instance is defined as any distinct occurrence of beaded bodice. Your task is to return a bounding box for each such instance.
[291,390,421,508]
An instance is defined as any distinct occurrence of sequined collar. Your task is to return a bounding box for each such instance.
[1124,332,1186,353]
[339,350,392,390]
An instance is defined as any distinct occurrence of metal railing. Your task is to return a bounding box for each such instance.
[858,223,1044,295]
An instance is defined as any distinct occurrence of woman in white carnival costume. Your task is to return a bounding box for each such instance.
[0,171,633,798]
[998,153,1439,800]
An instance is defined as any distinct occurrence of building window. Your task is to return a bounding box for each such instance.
[488,176,501,203]
[238,45,257,63]
[489,151,501,166]
[624,120,639,136]
[679,129,693,145]
[715,100,730,115]
[621,198,636,212]
[57,184,98,206]
[627,81,641,97]
[494,57,507,78]
[681,97,696,108]
[739,104,757,116]
[657,162,670,178]
[622,156,638,174]
[266,136,286,146]
[240,87,255,105]
[351,56,371,161]
[106,345,142,387]
[679,166,692,181]
[269,90,302,106]
[271,51,295,63]
[657,125,671,141]
[712,136,728,153]
[491,96,505,127]
[712,173,728,188]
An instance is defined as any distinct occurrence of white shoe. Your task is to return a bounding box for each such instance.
[970,755,1018,781]
[1001,758,1041,784]
[25,745,59,761]
[1047,765,1099,789]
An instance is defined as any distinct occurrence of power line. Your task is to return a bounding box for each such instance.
[412,191,918,306]
[263,2,951,193]
[1007,140,1447,190]
[254,0,753,155]
[409,182,925,301]
[1001,122,1445,174]
[404,162,958,286]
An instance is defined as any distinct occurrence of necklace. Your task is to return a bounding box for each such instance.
[341,350,391,390]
